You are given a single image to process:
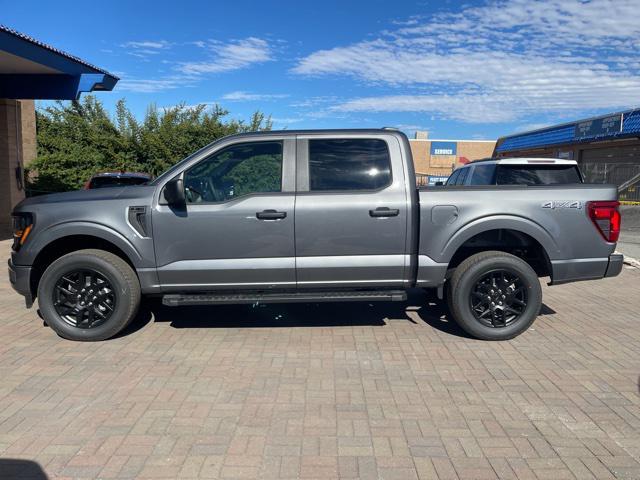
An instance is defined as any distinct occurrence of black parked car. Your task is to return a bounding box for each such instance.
[84,171,152,189]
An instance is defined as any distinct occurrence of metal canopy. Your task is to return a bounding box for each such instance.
[495,109,640,153]
[0,25,118,100]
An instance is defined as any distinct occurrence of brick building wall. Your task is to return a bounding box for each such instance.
[0,99,35,238]
[409,139,496,176]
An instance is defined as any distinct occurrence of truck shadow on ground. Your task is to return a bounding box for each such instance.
[0,459,48,479]
[120,289,557,340]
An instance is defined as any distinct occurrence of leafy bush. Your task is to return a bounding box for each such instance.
[27,96,272,194]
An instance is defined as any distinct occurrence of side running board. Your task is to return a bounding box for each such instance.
[162,290,407,306]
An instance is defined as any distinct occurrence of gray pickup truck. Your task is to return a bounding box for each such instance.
[9,129,623,341]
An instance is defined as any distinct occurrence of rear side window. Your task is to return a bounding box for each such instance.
[496,165,583,185]
[308,139,391,191]
[468,164,495,185]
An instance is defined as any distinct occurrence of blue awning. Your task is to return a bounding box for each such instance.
[0,25,118,100]
[495,109,640,153]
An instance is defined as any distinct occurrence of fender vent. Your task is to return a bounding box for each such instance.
[128,206,149,237]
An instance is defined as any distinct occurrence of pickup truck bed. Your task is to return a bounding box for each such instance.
[9,129,623,342]
[417,184,621,286]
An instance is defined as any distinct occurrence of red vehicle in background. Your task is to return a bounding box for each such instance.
[84,171,152,189]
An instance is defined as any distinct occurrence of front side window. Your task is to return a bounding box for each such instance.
[184,141,282,203]
[308,139,391,191]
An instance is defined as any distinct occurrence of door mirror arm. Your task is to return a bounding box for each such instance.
[163,177,186,206]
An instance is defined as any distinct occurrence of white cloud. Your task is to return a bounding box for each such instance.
[122,40,172,50]
[121,40,172,58]
[115,38,275,93]
[514,122,555,133]
[221,91,289,102]
[178,38,273,75]
[271,117,304,127]
[293,0,640,123]
[393,124,431,136]
[116,76,195,93]
[289,96,338,109]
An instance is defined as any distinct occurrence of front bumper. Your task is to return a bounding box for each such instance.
[7,259,34,307]
[604,253,624,278]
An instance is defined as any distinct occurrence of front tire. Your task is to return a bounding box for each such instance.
[37,249,141,341]
[447,251,542,340]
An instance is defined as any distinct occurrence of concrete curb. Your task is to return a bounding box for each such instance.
[614,249,640,269]
[623,255,640,269]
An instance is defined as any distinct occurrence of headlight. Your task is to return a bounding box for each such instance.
[12,213,34,251]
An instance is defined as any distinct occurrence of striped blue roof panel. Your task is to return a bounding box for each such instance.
[496,125,575,152]
[496,108,640,153]
[622,110,640,135]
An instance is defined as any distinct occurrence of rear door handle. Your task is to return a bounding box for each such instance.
[369,207,400,217]
[256,209,287,220]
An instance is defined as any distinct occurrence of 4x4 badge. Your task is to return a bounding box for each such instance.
[542,201,582,209]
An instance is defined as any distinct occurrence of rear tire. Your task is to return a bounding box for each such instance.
[37,249,141,341]
[446,251,542,340]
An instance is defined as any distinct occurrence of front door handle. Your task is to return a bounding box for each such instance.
[369,207,400,218]
[256,209,287,220]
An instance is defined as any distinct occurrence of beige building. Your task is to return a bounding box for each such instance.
[408,132,496,184]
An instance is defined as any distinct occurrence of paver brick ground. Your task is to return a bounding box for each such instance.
[0,239,639,479]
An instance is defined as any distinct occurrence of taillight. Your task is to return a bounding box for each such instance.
[587,201,620,243]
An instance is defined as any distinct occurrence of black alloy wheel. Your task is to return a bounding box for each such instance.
[53,269,116,329]
[469,269,527,328]
[446,250,542,341]
[38,249,141,341]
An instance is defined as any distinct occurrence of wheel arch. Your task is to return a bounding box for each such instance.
[442,216,557,279]
[29,225,142,297]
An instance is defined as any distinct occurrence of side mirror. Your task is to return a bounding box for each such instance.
[435,181,444,186]
[163,178,185,206]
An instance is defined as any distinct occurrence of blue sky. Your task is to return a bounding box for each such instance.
[4,0,640,139]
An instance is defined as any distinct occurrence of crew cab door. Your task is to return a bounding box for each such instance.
[152,136,296,290]
[294,134,409,288]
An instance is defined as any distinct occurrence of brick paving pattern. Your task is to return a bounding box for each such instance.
[1,239,639,479]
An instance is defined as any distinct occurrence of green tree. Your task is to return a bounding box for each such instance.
[27,95,272,194]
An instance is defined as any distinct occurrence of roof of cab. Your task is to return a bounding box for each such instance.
[219,128,410,138]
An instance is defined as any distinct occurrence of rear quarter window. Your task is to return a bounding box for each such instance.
[456,167,469,185]
[468,164,496,185]
[445,169,460,185]
[496,165,583,185]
